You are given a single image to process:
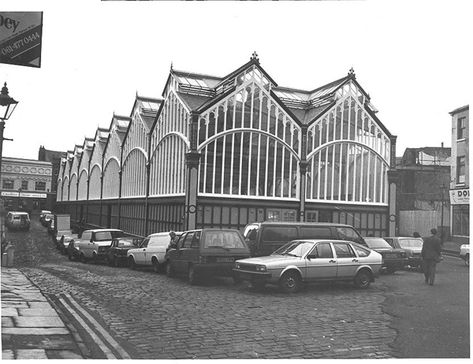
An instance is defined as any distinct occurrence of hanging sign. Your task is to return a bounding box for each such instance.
[0,12,43,68]
[449,188,469,205]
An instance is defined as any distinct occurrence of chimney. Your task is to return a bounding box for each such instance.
[441,142,444,148]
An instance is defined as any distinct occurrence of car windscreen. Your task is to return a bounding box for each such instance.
[116,240,135,247]
[95,231,125,241]
[365,238,391,249]
[203,231,246,249]
[399,239,423,249]
[272,241,314,257]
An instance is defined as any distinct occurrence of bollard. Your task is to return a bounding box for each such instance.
[5,243,14,267]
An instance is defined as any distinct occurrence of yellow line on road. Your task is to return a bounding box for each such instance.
[65,294,132,359]
[58,296,117,359]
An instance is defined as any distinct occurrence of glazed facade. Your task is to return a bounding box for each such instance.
[56,57,397,237]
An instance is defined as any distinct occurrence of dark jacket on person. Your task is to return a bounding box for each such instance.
[421,235,442,260]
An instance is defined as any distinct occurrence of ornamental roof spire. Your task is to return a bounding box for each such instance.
[348,67,356,78]
[250,51,259,64]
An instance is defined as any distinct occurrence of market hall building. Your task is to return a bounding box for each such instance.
[56,54,398,238]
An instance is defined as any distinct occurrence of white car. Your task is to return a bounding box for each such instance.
[233,239,383,293]
[127,231,182,272]
[75,229,125,263]
[459,244,469,266]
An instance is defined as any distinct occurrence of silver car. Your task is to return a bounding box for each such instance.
[233,239,382,293]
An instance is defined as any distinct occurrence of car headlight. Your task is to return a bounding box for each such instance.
[235,262,241,269]
[255,265,267,272]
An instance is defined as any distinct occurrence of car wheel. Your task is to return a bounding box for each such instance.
[165,261,174,277]
[354,270,371,289]
[187,265,198,285]
[128,256,136,270]
[152,259,161,273]
[91,253,98,264]
[279,271,301,293]
[232,272,242,285]
[465,254,469,267]
[106,256,113,267]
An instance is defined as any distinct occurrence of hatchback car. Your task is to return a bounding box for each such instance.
[74,229,126,263]
[384,237,423,269]
[459,244,469,266]
[107,238,140,267]
[364,237,408,273]
[5,211,30,231]
[165,229,251,284]
[127,231,181,272]
[233,239,382,293]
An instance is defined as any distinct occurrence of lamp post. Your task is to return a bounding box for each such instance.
[0,82,19,251]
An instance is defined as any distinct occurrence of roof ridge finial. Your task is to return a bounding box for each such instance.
[251,51,259,63]
[348,67,356,78]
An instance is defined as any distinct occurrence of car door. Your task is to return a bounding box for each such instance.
[144,237,161,265]
[305,242,338,280]
[79,231,92,256]
[135,238,149,264]
[332,242,359,278]
[175,232,194,273]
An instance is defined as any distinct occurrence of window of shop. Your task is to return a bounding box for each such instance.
[2,180,14,189]
[21,180,28,190]
[452,205,469,237]
[35,181,46,191]
[457,156,466,184]
[457,117,466,140]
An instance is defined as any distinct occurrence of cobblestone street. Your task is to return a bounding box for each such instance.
[2,219,469,359]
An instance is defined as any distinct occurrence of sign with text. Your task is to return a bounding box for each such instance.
[449,188,469,205]
[1,191,47,198]
[0,12,43,68]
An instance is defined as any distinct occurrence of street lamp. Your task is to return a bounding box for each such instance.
[0,82,19,178]
[0,82,18,253]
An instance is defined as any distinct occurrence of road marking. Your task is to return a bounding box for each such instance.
[64,294,131,359]
[58,296,117,359]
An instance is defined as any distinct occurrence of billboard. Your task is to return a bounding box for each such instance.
[449,188,469,205]
[0,12,43,68]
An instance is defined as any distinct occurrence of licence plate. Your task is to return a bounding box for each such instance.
[216,257,234,263]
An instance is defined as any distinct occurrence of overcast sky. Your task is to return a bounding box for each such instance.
[1,0,471,160]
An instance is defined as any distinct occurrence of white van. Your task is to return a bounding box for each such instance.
[127,231,182,272]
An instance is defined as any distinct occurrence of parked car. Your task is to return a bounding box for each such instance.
[107,238,141,267]
[56,233,78,254]
[384,237,424,269]
[39,210,52,224]
[127,231,181,272]
[5,211,30,231]
[42,214,55,227]
[74,229,126,263]
[364,237,408,273]
[165,229,251,284]
[233,239,383,293]
[243,222,366,257]
[459,244,469,266]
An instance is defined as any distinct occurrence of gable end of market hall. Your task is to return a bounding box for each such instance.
[56,54,398,238]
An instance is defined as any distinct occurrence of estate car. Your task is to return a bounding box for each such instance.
[75,229,126,263]
[165,229,251,284]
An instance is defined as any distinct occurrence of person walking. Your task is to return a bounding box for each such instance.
[421,228,442,285]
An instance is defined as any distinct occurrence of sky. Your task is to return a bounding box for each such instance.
[0,0,471,160]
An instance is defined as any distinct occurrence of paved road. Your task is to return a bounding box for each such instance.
[3,217,469,359]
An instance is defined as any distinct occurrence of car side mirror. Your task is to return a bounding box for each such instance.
[307,254,317,260]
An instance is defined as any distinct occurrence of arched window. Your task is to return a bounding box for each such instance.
[103,158,120,199]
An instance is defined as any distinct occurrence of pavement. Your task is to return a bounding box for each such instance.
[1,267,83,359]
